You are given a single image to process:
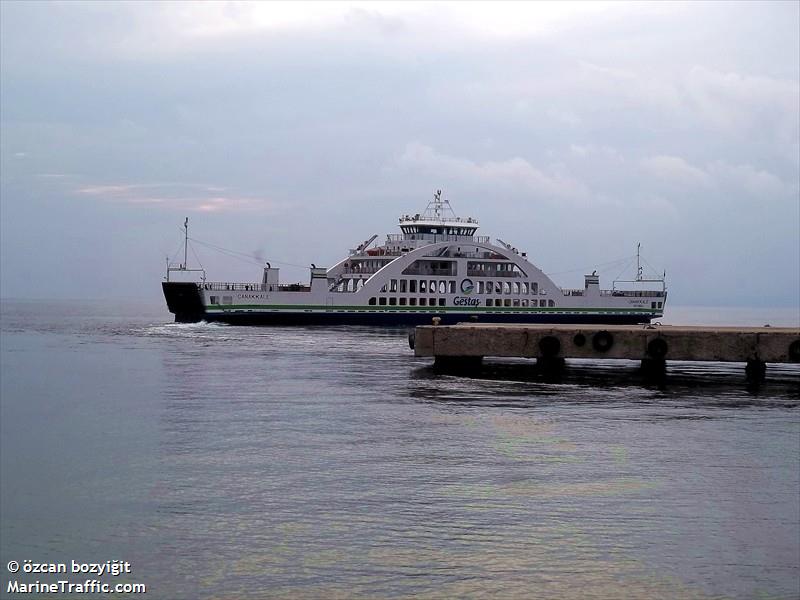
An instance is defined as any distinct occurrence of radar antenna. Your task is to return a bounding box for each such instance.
[422,189,458,222]
[434,189,442,218]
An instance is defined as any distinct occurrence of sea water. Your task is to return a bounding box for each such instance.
[1,300,798,599]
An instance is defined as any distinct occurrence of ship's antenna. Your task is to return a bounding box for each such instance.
[183,217,189,269]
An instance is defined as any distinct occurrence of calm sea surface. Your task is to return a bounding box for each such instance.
[1,300,798,599]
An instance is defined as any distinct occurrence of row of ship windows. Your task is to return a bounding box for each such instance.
[399,226,477,235]
[368,297,557,307]
[381,279,542,295]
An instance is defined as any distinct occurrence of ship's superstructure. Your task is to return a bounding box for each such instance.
[162,191,667,325]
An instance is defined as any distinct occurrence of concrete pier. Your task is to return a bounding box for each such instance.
[411,323,800,381]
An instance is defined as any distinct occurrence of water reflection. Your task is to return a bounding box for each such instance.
[1,303,798,600]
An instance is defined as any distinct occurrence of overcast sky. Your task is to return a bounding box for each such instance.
[1,1,798,308]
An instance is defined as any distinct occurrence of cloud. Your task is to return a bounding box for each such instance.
[561,61,799,148]
[707,161,796,198]
[546,108,581,127]
[683,66,800,136]
[398,142,589,200]
[74,182,280,213]
[78,184,142,196]
[1,1,797,304]
[2,2,646,58]
[639,154,795,199]
[569,144,623,160]
[640,155,712,187]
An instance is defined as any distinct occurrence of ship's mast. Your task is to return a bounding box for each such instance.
[184,217,189,269]
[636,242,642,282]
[612,242,665,292]
[421,189,458,222]
[165,216,206,282]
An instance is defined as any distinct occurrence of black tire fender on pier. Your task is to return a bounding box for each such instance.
[647,337,669,359]
[539,336,561,358]
[789,339,800,362]
[592,330,614,352]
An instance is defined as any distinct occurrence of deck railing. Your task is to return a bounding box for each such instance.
[384,234,492,244]
[199,282,311,292]
[561,288,666,298]
[606,290,666,298]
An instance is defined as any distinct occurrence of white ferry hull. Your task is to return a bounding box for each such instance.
[163,282,663,326]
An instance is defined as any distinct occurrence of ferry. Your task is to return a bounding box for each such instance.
[162,191,667,325]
